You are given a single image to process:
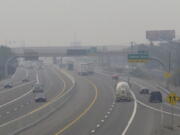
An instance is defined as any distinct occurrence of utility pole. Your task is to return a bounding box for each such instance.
[128,42,134,85]
[168,51,174,130]
[149,52,173,130]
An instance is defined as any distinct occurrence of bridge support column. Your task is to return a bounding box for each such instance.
[53,57,58,64]
[59,57,64,68]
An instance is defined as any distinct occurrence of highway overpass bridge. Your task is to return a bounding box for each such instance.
[12,46,127,57]
[12,46,128,67]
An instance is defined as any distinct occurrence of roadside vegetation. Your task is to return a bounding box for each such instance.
[134,41,180,87]
[0,46,17,80]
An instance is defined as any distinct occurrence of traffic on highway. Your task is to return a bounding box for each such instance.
[0,0,180,135]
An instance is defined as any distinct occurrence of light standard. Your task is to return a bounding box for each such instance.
[150,51,173,129]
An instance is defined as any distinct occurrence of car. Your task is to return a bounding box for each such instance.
[33,84,44,93]
[149,91,162,103]
[35,93,47,102]
[140,88,149,94]
[112,74,119,80]
[4,82,13,88]
[22,78,29,82]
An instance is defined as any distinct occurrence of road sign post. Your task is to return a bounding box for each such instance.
[127,50,149,87]
[171,104,174,130]
[166,93,178,130]
[166,93,177,105]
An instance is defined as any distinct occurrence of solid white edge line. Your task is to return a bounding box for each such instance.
[0,80,35,95]
[137,99,180,117]
[0,67,74,128]
[0,68,36,108]
[97,70,180,113]
[133,78,180,111]
[0,88,33,108]
[121,89,137,135]
[95,70,138,135]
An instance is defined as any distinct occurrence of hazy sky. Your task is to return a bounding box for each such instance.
[0,0,179,47]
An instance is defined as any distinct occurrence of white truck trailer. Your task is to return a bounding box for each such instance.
[115,81,131,102]
[78,63,89,75]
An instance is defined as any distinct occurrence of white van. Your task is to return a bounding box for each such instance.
[115,81,131,102]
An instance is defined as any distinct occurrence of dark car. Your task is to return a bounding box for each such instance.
[149,91,162,103]
[35,93,47,102]
[22,78,29,83]
[140,88,149,94]
[4,82,13,88]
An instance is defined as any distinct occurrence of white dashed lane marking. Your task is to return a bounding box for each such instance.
[101,119,105,123]
[105,115,108,119]
[91,130,95,133]
[96,124,100,128]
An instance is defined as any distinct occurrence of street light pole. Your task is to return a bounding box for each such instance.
[167,51,174,130]
[128,42,134,85]
[149,52,174,129]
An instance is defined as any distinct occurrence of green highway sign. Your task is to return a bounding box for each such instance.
[128,51,149,63]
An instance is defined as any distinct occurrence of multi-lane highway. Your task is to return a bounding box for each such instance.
[0,63,180,135]
[0,63,72,134]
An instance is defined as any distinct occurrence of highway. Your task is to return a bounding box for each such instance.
[96,70,180,134]
[0,67,35,106]
[0,64,180,135]
[0,67,27,89]
[0,64,72,135]
[10,69,157,135]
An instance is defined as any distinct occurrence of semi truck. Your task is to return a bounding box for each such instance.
[78,63,89,75]
[115,81,131,102]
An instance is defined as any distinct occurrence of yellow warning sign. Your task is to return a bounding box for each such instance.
[176,96,180,101]
[164,72,172,79]
[166,93,178,105]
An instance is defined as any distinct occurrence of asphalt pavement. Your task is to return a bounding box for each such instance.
[0,64,68,135]
[0,65,180,135]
